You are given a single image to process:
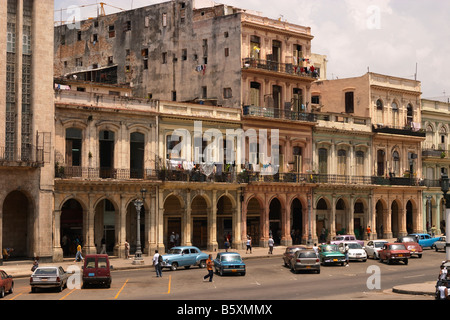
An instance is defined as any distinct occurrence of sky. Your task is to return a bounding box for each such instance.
[53,0,450,100]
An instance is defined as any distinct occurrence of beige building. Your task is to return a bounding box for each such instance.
[311,72,426,239]
[0,0,55,264]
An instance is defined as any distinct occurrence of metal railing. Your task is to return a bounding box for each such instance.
[242,58,319,79]
[372,125,426,137]
[243,105,317,122]
[0,146,45,165]
[55,167,158,180]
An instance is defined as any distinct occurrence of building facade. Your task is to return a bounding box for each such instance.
[0,0,55,264]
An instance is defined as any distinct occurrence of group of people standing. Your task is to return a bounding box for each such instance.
[437,262,449,300]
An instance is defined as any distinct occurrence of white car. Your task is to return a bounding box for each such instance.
[338,242,367,262]
[433,236,447,252]
[365,240,388,259]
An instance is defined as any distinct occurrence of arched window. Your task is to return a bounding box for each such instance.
[130,132,145,178]
[439,126,448,150]
[66,128,82,167]
[318,148,328,174]
[337,149,347,175]
[392,102,399,127]
[407,104,414,126]
[355,150,365,176]
[376,99,384,125]
[392,151,400,177]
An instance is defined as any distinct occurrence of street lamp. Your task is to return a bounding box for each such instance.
[440,174,450,261]
[132,188,147,265]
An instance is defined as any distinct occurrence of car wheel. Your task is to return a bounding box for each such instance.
[241,272,246,276]
[171,262,178,271]
[0,287,4,299]
[435,246,439,252]
[418,254,422,259]
[31,287,36,293]
[58,283,64,292]
[8,283,14,294]
[219,268,224,276]
[199,260,207,269]
[404,259,408,265]
[316,269,321,274]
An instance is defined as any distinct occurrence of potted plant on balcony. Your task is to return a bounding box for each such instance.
[441,152,446,159]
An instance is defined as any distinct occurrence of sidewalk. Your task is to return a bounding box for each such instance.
[0,245,437,298]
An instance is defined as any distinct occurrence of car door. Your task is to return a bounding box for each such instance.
[366,241,374,256]
[58,267,66,285]
[181,248,191,266]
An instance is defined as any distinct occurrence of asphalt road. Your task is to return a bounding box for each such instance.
[6,249,444,301]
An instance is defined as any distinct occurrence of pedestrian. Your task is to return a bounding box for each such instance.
[75,243,84,262]
[169,232,175,249]
[31,256,39,272]
[100,238,106,254]
[125,240,130,259]
[203,254,214,282]
[175,232,180,246]
[268,236,274,254]
[224,238,230,252]
[313,243,319,256]
[366,226,372,240]
[153,250,163,278]
[246,236,252,254]
[437,280,449,300]
[439,264,448,281]
[344,244,350,267]
[431,225,437,237]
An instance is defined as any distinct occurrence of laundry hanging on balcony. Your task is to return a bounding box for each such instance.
[195,64,207,75]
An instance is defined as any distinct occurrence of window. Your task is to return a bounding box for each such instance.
[108,56,114,65]
[202,86,207,99]
[345,92,354,113]
[250,35,261,59]
[312,95,320,105]
[124,21,132,32]
[23,25,31,54]
[392,102,399,127]
[162,13,167,27]
[77,30,82,41]
[162,52,167,64]
[293,44,302,65]
[392,151,400,177]
[109,25,115,38]
[337,149,347,175]
[407,104,414,126]
[318,148,328,174]
[356,151,365,176]
[250,82,261,106]
[7,23,16,53]
[224,48,229,57]
[172,91,177,102]
[182,49,187,61]
[61,34,66,45]
[66,128,82,167]
[76,58,83,67]
[224,31,229,38]
[145,16,150,28]
[92,34,98,43]
[376,99,384,124]
[223,88,232,99]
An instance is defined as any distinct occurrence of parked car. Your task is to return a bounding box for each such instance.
[318,244,346,266]
[330,235,364,246]
[289,249,320,274]
[396,236,423,258]
[409,233,441,249]
[282,245,306,267]
[433,236,447,252]
[365,240,388,260]
[82,254,113,288]
[338,242,367,262]
[161,246,209,271]
[30,266,68,293]
[0,270,14,298]
[213,252,246,276]
[379,243,410,265]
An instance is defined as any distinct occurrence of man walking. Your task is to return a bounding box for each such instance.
[153,250,163,278]
[268,236,274,254]
[203,254,214,282]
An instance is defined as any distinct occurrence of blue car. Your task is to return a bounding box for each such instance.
[213,252,246,276]
[409,233,441,249]
[161,246,209,271]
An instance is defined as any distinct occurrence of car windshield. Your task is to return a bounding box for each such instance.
[321,245,339,252]
[401,237,417,243]
[221,255,242,262]
[374,242,386,248]
[35,268,57,276]
[390,244,406,250]
[299,251,318,258]
[168,248,182,254]
[347,243,362,249]
[334,236,344,241]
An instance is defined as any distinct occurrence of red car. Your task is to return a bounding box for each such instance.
[0,270,14,298]
[379,243,410,265]
[82,254,113,288]
[396,236,423,258]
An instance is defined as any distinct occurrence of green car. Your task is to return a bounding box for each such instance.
[318,244,346,266]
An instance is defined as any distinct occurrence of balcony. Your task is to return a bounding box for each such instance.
[371,176,421,187]
[0,146,45,168]
[55,167,158,181]
[372,125,426,137]
[422,149,450,159]
[242,58,319,80]
[243,105,317,122]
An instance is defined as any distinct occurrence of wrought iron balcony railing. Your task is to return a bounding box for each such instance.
[242,58,319,80]
[243,105,317,122]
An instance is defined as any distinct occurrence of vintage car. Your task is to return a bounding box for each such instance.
[282,245,307,267]
[338,242,367,262]
[379,243,410,265]
[0,270,14,299]
[365,240,388,260]
[30,266,69,293]
[318,244,346,266]
[213,252,246,276]
[330,235,364,247]
[396,236,423,258]
[289,249,320,274]
[433,236,447,252]
[409,233,441,249]
[161,246,209,271]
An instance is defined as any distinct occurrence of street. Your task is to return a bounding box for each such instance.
[5,248,444,301]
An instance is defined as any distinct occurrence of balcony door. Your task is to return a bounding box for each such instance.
[272,85,282,118]
[100,130,115,178]
[66,128,82,167]
[130,132,145,179]
[377,150,385,177]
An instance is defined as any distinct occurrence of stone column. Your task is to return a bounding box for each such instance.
[157,189,165,252]
[183,190,192,247]
[233,189,243,249]
[53,209,63,262]
[118,195,127,258]
[86,194,97,254]
[208,190,218,252]
[281,198,291,246]
[330,194,336,238]
[349,195,355,236]
[148,192,157,255]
